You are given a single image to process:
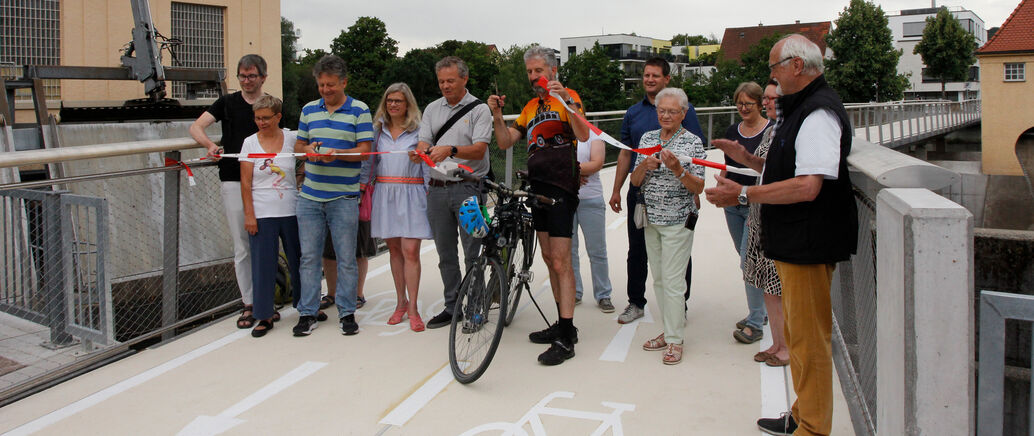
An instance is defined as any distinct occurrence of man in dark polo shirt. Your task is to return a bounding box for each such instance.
[610,57,706,325]
[488,45,590,366]
[705,34,857,436]
[189,54,268,329]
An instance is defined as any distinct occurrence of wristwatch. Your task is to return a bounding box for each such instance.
[449,146,458,158]
[737,186,749,205]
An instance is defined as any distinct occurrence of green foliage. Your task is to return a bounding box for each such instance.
[558,42,626,111]
[330,16,399,106]
[280,17,298,65]
[493,44,536,113]
[824,0,910,102]
[432,40,500,102]
[671,33,719,46]
[682,34,781,107]
[913,7,977,99]
[281,49,326,129]
[383,48,440,106]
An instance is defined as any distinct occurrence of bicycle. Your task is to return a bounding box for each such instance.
[448,172,555,384]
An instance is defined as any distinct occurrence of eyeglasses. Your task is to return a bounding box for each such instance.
[657,109,684,117]
[254,115,278,122]
[385,98,407,106]
[237,74,262,81]
[768,57,795,69]
[736,102,758,109]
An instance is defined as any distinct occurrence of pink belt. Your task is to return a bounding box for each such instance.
[376,176,423,184]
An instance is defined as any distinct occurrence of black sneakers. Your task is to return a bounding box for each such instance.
[529,322,578,344]
[426,310,453,329]
[292,315,318,336]
[757,413,797,435]
[339,314,359,335]
[537,337,575,365]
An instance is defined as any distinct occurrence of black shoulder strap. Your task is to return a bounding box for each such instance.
[432,99,484,145]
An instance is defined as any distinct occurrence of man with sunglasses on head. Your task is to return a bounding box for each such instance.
[190,54,270,330]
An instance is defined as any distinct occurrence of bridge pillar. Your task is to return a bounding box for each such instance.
[876,188,974,436]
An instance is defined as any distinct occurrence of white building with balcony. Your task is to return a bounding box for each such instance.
[887,6,986,100]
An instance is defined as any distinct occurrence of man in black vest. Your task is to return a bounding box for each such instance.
[705,34,857,436]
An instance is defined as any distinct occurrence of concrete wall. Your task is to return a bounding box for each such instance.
[978,53,1033,176]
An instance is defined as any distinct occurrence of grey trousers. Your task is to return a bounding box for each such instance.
[427,182,482,314]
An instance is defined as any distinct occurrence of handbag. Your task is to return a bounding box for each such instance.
[358,130,380,222]
[633,187,647,229]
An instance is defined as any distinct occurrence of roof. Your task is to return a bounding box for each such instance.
[719,21,831,62]
[978,0,1034,54]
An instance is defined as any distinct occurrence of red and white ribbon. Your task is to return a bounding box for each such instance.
[164,157,197,186]
[690,157,760,177]
[540,77,662,157]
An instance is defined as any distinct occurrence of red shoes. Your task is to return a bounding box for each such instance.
[387,308,407,325]
[409,313,425,332]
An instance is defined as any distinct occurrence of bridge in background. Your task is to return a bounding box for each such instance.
[0,99,987,435]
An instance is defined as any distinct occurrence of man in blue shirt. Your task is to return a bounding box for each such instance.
[609,57,705,324]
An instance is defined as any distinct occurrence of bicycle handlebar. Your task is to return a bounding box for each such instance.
[457,173,557,206]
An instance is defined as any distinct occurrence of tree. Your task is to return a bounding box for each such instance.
[432,40,500,102]
[824,0,909,102]
[280,17,299,66]
[913,7,977,100]
[494,44,537,113]
[383,48,440,106]
[680,34,782,107]
[330,17,399,106]
[281,48,327,129]
[558,42,625,111]
[672,34,719,46]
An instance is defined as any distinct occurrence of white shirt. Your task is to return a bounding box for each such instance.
[240,129,298,218]
[794,109,842,180]
[576,132,603,200]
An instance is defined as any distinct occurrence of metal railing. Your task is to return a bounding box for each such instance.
[978,290,1034,436]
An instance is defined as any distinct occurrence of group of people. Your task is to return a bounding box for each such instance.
[193,33,857,436]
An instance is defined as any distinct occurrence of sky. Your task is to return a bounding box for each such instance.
[281,1,1018,55]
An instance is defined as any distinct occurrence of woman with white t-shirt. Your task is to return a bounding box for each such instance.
[570,133,613,313]
[240,95,300,338]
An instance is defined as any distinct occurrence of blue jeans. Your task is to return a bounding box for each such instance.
[571,196,612,301]
[724,204,767,329]
[297,196,359,318]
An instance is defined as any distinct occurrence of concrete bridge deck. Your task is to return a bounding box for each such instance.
[0,151,855,435]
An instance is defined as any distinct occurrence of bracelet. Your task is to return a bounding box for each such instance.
[679,168,689,179]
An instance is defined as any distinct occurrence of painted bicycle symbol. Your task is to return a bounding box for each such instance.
[459,391,635,436]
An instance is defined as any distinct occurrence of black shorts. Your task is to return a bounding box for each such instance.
[530,183,579,238]
[322,221,378,260]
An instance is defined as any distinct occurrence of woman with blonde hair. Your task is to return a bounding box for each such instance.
[369,83,431,332]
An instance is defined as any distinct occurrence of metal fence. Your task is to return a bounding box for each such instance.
[0,144,240,403]
[978,290,1034,436]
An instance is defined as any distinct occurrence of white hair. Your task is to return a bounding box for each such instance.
[524,45,558,68]
[655,87,689,111]
[778,34,824,75]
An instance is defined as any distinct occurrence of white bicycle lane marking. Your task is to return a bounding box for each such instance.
[176,361,327,436]
[459,391,636,436]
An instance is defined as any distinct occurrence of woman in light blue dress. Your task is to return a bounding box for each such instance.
[369,83,431,332]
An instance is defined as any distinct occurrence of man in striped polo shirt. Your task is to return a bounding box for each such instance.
[292,54,373,337]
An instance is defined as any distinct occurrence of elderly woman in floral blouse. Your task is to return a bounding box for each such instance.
[630,87,706,365]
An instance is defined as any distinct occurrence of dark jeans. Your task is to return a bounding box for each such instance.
[249,216,301,321]
[626,185,691,309]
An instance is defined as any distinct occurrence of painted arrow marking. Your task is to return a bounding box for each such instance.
[177,361,327,436]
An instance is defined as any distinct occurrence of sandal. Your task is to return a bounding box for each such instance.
[272,310,281,323]
[387,308,407,325]
[662,343,683,365]
[319,295,334,310]
[409,313,425,332]
[251,319,273,338]
[765,355,789,367]
[754,350,774,362]
[643,333,667,351]
[357,296,367,309]
[236,305,255,329]
[733,326,763,344]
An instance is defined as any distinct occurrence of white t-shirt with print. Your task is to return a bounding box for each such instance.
[240,129,298,218]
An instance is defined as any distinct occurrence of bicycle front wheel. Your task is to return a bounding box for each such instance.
[449,256,508,384]
[504,218,536,326]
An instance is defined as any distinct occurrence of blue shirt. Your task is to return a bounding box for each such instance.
[620,96,706,170]
[297,96,374,200]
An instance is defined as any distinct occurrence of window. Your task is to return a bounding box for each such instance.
[0,0,61,101]
[920,66,980,83]
[170,2,225,99]
[567,46,576,58]
[1005,63,1025,82]
[903,21,927,37]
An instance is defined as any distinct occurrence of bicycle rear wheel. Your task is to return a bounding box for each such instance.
[449,256,508,384]
[504,218,536,326]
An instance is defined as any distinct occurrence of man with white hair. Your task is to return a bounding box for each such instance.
[488,45,590,366]
[705,34,857,436]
